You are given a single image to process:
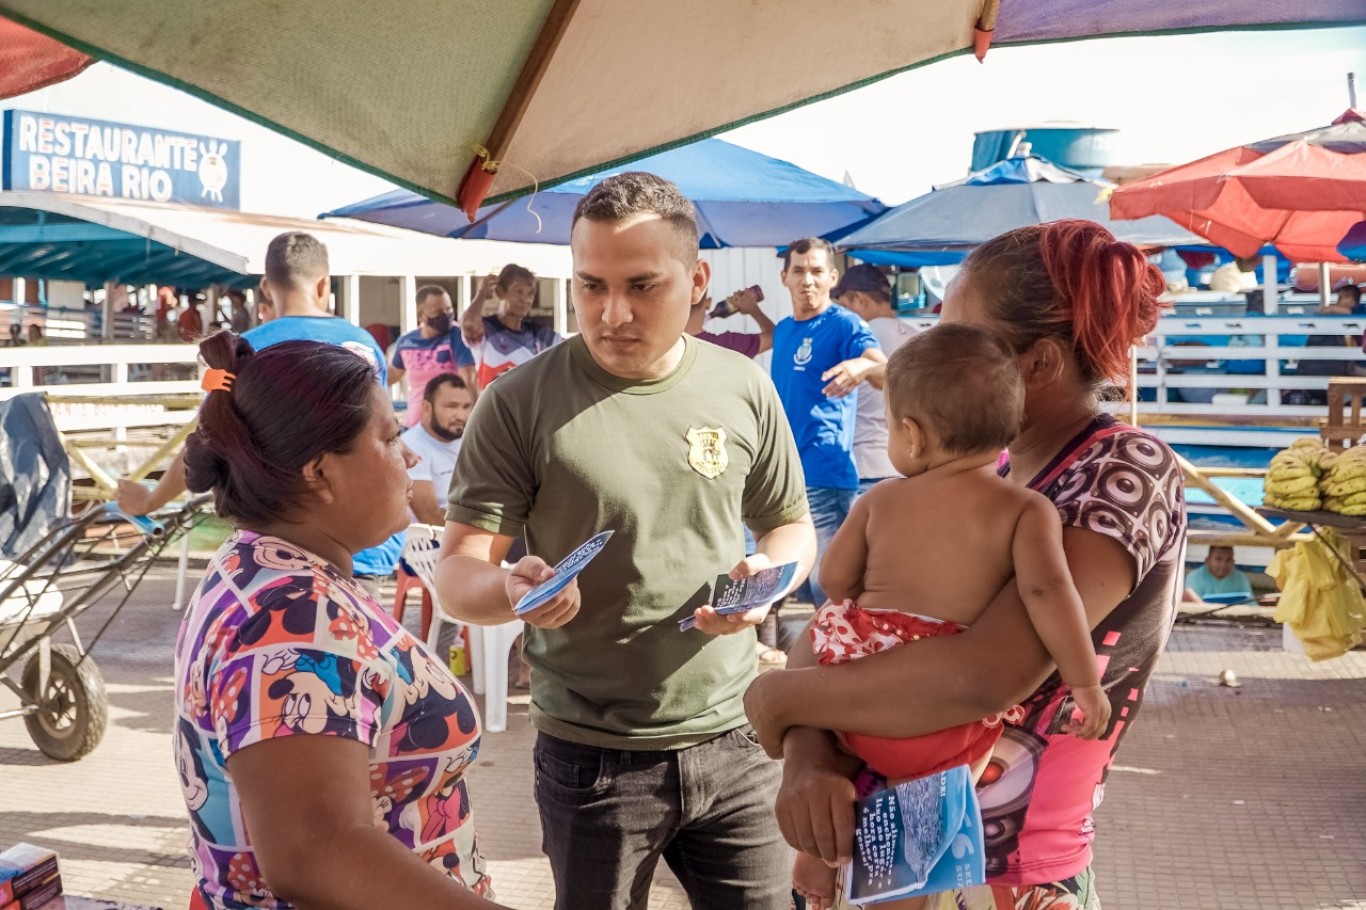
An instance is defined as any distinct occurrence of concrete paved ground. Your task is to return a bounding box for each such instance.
[2,567,1364,909]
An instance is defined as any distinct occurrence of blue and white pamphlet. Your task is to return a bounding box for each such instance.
[844,765,986,905]
[513,530,614,615]
[678,560,800,631]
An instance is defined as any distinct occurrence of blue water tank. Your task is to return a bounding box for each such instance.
[971,125,1120,177]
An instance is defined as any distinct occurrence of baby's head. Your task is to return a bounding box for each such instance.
[884,324,1024,475]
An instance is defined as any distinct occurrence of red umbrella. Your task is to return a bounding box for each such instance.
[0,18,92,100]
[1110,110,1366,262]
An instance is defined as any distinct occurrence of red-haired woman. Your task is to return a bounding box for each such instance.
[745,220,1187,909]
[175,332,508,910]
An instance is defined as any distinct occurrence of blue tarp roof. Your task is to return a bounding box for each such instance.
[0,191,491,289]
[841,156,1205,268]
[0,204,256,288]
[325,139,887,249]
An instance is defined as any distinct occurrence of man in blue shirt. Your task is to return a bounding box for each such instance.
[770,238,886,620]
[116,231,403,591]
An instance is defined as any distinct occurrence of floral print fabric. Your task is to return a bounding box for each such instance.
[811,601,1022,781]
[173,530,489,909]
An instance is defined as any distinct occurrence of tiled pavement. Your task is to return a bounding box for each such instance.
[2,566,1365,910]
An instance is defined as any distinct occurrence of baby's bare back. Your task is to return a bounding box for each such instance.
[857,471,1035,626]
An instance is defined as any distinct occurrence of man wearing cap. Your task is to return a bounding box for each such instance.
[831,263,916,496]
[770,238,885,617]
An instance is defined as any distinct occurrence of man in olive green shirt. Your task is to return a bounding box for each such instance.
[436,172,814,910]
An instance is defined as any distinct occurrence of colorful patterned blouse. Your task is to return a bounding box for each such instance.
[986,415,1186,885]
[173,531,489,909]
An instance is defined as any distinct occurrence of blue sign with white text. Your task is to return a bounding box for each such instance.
[2,109,241,209]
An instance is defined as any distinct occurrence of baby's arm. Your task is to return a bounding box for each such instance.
[1011,496,1112,739]
[816,493,873,605]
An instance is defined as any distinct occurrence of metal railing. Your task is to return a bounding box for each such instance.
[901,313,1365,422]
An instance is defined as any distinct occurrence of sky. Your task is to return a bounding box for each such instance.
[4,25,1364,218]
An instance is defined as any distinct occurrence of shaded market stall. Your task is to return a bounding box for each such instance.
[1110,108,1366,264]
[1,2,1361,219]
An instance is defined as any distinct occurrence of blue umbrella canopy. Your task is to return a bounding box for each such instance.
[840,156,1204,267]
[1340,221,1366,261]
[324,139,886,249]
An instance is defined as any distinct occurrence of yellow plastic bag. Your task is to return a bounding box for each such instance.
[1269,529,1366,661]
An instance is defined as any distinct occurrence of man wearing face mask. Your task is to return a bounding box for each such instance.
[401,373,476,526]
[391,285,477,427]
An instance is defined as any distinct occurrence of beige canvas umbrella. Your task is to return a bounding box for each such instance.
[2,1,1360,218]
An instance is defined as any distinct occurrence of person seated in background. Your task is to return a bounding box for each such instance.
[685,286,775,358]
[1332,282,1364,316]
[401,373,475,526]
[1291,285,1366,405]
[1183,545,1253,603]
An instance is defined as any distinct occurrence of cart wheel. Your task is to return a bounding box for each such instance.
[21,643,109,762]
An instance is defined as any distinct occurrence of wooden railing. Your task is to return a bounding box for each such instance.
[0,343,204,503]
[0,342,201,404]
[2,303,167,342]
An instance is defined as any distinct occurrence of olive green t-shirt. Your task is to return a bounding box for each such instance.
[447,334,807,749]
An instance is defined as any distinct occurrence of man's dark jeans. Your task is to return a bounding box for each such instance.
[535,726,790,910]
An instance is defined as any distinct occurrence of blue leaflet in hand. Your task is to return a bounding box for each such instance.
[514,530,614,615]
[843,765,986,905]
[678,561,800,631]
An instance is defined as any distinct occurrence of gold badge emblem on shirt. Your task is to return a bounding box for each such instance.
[686,426,729,479]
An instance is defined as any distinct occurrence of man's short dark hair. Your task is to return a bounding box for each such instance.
[265,232,329,290]
[423,372,467,405]
[885,324,1023,455]
[416,285,450,308]
[782,237,837,270]
[1340,284,1362,305]
[571,172,699,262]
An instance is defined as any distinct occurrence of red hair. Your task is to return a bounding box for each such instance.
[963,220,1165,387]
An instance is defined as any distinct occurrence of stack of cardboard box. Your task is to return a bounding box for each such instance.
[0,844,61,910]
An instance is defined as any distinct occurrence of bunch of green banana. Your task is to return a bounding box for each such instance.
[1320,444,1366,515]
[1264,438,1334,511]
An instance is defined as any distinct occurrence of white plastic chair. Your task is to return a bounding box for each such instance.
[401,524,525,733]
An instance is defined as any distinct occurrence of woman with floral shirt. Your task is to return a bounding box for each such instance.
[175,332,507,910]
